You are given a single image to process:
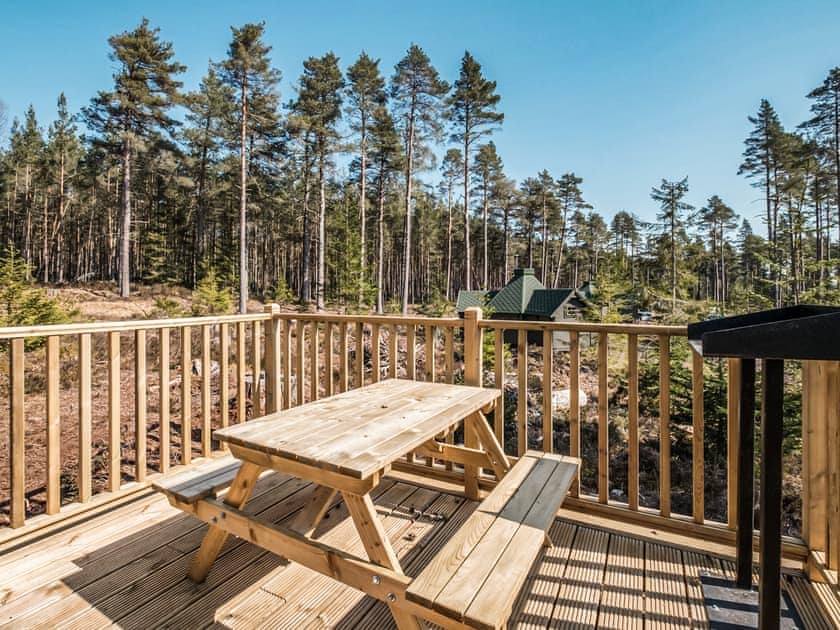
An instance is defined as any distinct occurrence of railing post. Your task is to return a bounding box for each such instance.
[463,307,483,387]
[727,358,741,530]
[264,304,282,414]
[9,338,25,528]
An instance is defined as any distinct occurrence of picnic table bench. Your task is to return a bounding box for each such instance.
[153,380,579,629]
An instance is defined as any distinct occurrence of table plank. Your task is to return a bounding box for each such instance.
[216,380,499,480]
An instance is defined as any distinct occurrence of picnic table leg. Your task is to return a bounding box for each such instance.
[342,491,424,630]
[188,460,263,582]
[463,416,480,500]
[467,410,511,479]
[289,484,337,536]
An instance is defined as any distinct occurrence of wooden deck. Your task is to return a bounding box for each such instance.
[0,470,832,630]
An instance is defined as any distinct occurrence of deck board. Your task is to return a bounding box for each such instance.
[0,475,831,629]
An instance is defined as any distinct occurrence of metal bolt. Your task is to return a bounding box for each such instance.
[372,575,381,585]
[211,516,218,523]
[221,512,227,519]
[387,593,396,602]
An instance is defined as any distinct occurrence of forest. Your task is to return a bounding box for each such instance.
[1,19,840,318]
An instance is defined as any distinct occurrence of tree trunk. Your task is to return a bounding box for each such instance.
[445,181,453,301]
[376,170,386,314]
[401,100,416,315]
[120,136,131,298]
[359,119,367,308]
[482,185,489,290]
[239,80,249,314]
[316,151,326,311]
[301,142,312,303]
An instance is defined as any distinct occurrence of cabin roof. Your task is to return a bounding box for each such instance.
[456,268,586,318]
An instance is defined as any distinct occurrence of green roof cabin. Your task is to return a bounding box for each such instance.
[455,268,591,347]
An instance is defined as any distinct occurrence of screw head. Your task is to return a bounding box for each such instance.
[372,575,381,585]
[387,593,396,602]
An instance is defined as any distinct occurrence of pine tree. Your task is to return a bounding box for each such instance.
[368,105,403,313]
[82,19,185,298]
[802,67,840,247]
[471,141,503,289]
[46,93,81,284]
[217,22,281,313]
[553,173,588,287]
[698,195,737,305]
[739,99,785,305]
[346,52,387,307]
[447,51,503,291]
[651,177,693,311]
[390,45,449,314]
[440,148,463,300]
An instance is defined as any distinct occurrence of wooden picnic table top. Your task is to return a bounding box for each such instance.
[214,379,500,480]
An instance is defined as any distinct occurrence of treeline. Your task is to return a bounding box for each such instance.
[1,19,839,316]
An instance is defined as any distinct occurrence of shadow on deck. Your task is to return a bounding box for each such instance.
[0,471,831,629]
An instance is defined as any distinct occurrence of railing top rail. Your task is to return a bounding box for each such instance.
[0,312,272,340]
[272,313,464,327]
[478,318,687,335]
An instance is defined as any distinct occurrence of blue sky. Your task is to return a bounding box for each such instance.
[2,1,840,227]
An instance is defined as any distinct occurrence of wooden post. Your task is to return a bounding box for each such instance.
[46,335,62,513]
[463,307,483,387]
[108,331,123,492]
[658,335,671,517]
[9,338,25,527]
[542,330,553,454]
[181,327,192,465]
[736,358,756,589]
[758,358,783,630]
[135,329,147,481]
[627,333,639,511]
[691,347,705,524]
[598,332,609,504]
[200,325,211,456]
[159,329,170,472]
[252,320,262,417]
[79,333,92,501]
[264,304,281,414]
[569,331,581,497]
[727,358,741,530]
[517,329,528,456]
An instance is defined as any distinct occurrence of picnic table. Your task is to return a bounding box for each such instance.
[154,379,578,629]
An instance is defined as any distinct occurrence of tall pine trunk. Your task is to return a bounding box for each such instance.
[401,102,416,315]
[358,122,367,308]
[238,81,248,314]
[316,152,326,311]
[445,182,453,300]
[376,170,386,314]
[120,136,131,298]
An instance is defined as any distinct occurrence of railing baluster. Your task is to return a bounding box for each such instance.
[251,320,262,417]
[659,334,671,517]
[727,358,741,530]
[181,327,192,464]
[517,329,527,456]
[494,326,505,450]
[310,321,320,401]
[692,347,705,524]
[569,331,580,497]
[371,323,381,383]
[445,326,454,385]
[425,325,435,382]
[598,332,609,504]
[542,329,553,453]
[10,338,25,527]
[135,330,147,481]
[200,325,211,456]
[296,320,305,405]
[324,323,334,396]
[355,322,364,387]
[406,324,416,381]
[79,333,92,500]
[236,321,246,423]
[339,322,349,392]
[282,318,292,409]
[159,329,170,473]
[628,333,639,511]
[389,323,398,379]
[220,323,230,432]
[46,335,61,512]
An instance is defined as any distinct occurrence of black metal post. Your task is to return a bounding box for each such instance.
[759,358,784,630]
[736,358,756,589]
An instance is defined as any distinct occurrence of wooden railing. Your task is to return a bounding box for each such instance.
[3,303,835,579]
